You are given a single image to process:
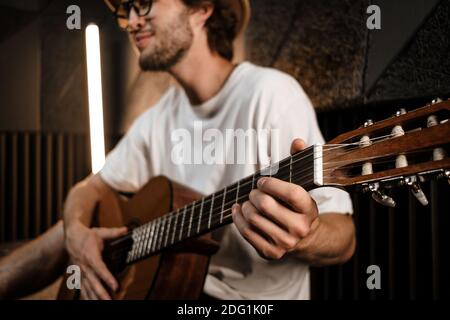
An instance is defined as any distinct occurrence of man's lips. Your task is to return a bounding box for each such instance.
[135,32,154,49]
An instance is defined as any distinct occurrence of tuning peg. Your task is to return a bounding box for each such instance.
[431,97,443,105]
[427,115,439,127]
[442,169,450,185]
[363,119,374,127]
[365,183,396,207]
[428,115,447,164]
[395,154,429,206]
[404,176,429,206]
[395,108,407,117]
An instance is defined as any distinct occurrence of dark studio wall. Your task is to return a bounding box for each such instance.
[247,0,448,109]
[0,0,449,299]
[0,0,127,135]
[0,2,42,131]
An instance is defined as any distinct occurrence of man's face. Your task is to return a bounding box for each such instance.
[127,0,194,71]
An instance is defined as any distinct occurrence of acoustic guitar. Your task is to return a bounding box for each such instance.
[58,99,450,299]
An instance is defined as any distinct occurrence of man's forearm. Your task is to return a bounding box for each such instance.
[63,174,109,232]
[0,221,67,299]
[292,213,356,266]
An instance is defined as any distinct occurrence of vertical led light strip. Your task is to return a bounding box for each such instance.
[85,24,105,174]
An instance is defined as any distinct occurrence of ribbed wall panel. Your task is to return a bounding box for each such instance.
[0,132,89,240]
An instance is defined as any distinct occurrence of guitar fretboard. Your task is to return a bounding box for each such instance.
[124,146,319,264]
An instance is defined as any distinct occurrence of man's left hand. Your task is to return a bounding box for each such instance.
[232,138,319,260]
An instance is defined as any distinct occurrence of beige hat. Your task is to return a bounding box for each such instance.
[104,0,251,39]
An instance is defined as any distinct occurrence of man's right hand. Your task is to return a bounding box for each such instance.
[65,222,127,300]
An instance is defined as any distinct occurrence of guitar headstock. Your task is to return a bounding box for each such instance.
[320,98,450,207]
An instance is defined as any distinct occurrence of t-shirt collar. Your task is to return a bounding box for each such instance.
[184,61,249,119]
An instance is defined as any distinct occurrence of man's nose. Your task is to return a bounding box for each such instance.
[128,8,146,31]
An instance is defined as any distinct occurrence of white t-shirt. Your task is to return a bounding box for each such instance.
[100,61,353,300]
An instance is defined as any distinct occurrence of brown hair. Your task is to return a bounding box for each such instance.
[182,0,238,61]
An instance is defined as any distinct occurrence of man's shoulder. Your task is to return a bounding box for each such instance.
[123,86,180,135]
[235,62,311,114]
[238,62,302,95]
[136,86,182,119]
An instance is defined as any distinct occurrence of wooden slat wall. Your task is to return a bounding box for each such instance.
[0,134,5,243]
[0,132,89,241]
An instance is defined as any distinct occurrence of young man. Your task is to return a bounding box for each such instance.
[64,0,356,300]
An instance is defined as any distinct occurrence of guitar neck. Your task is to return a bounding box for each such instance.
[123,145,322,265]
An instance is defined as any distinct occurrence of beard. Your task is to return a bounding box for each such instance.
[139,10,193,71]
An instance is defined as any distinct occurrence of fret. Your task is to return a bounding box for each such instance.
[238,176,253,202]
[296,148,318,190]
[252,172,261,190]
[136,227,144,260]
[224,183,237,217]
[208,193,215,229]
[157,216,166,251]
[130,229,138,262]
[142,225,150,258]
[289,156,293,183]
[270,156,289,184]
[151,219,160,252]
[235,180,240,203]
[164,212,172,248]
[138,226,147,259]
[126,248,132,264]
[145,225,151,253]
[179,206,187,241]
[147,222,155,255]
[197,197,205,234]
[171,208,180,245]
[137,227,145,259]
[220,186,227,223]
[131,229,138,261]
[136,228,144,260]
[188,202,195,237]
[127,230,138,263]
[251,174,255,189]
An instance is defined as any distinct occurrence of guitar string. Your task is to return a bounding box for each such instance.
[122,132,413,240]
[158,143,440,238]
[112,145,444,263]
[110,173,317,262]
[125,151,320,242]
[109,133,432,260]
[321,145,442,169]
[120,164,317,260]
[112,141,396,260]
[125,147,319,232]
[163,143,444,241]
[131,172,314,246]
[126,154,441,261]
[128,136,407,239]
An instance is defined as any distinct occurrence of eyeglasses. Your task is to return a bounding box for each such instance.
[107,0,153,30]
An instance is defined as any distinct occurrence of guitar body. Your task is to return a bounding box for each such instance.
[58,176,220,300]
